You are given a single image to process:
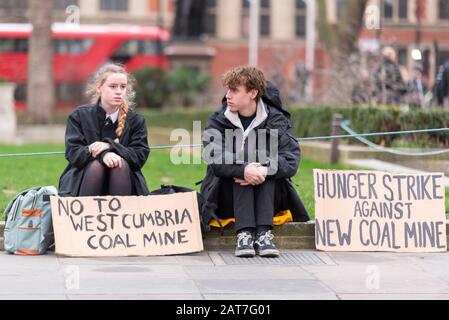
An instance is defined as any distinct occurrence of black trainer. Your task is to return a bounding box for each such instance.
[254,230,279,257]
[235,231,256,257]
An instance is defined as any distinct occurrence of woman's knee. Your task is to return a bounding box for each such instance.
[111,159,131,174]
[86,160,106,173]
[120,159,130,170]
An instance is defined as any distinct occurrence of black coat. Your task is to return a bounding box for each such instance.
[58,103,150,196]
[199,82,310,230]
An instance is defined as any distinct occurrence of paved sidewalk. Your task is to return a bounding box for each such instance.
[1,249,449,300]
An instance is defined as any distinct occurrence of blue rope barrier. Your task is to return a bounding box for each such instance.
[340,121,449,156]
[1,126,448,158]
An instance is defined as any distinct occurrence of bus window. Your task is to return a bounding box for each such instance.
[14,83,27,102]
[110,40,139,64]
[56,83,85,103]
[0,38,28,52]
[53,38,94,54]
[111,39,165,64]
[139,40,159,55]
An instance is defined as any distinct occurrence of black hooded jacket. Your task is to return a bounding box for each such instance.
[58,102,150,196]
[199,81,310,230]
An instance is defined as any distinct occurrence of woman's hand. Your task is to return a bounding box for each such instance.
[88,142,110,158]
[102,152,123,168]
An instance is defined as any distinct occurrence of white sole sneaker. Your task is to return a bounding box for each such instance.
[235,248,256,257]
[257,248,280,257]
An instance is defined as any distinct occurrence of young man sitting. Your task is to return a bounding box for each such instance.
[201,65,309,258]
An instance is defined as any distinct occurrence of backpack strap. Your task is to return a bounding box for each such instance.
[4,194,23,223]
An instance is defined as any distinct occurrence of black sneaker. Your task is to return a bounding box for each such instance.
[254,230,279,257]
[235,231,255,257]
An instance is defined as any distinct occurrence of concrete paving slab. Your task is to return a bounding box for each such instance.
[175,252,215,266]
[338,293,449,300]
[324,252,402,265]
[0,294,67,300]
[63,277,200,295]
[0,251,60,268]
[1,250,449,299]
[194,279,335,295]
[60,264,199,295]
[67,294,203,300]
[0,273,65,294]
[404,254,449,283]
[184,265,315,280]
[56,255,186,266]
[203,294,338,300]
[79,263,188,275]
[302,262,449,294]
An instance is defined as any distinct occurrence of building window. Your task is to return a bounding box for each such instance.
[0,0,28,9]
[100,0,128,11]
[260,0,270,37]
[204,0,216,36]
[383,0,393,19]
[383,0,408,21]
[398,0,407,19]
[241,0,271,38]
[54,0,78,10]
[295,0,306,38]
[397,48,408,67]
[440,0,449,20]
[336,0,347,19]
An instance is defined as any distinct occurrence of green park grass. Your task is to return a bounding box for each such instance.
[1,144,449,220]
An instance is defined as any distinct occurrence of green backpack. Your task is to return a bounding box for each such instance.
[3,186,58,255]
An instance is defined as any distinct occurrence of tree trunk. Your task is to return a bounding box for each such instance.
[26,0,54,124]
[316,0,369,105]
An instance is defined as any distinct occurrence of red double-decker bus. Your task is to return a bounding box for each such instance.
[0,23,169,110]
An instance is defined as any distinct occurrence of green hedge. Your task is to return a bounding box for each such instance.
[17,105,449,148]
[142,109,212,131]
[288,106,449,147]
[143,105,449,148]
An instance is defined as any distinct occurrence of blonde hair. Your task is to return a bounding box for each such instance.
[86,63,136,143]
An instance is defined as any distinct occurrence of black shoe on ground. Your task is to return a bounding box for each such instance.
[235,231,256,257]
[254,230,279,257]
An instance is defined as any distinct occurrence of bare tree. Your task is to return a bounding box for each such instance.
[26,0,55,124]
[316,0,369,105]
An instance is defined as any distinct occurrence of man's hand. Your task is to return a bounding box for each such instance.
[234,178,251,186]
[256,165,268,177]
[102,152,123,168]
[236,163,268,186]
[243,163,266,185]
[88,141,110,158]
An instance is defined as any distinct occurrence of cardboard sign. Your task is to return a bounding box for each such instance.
[314,169,447,252]
[50,192,203,256]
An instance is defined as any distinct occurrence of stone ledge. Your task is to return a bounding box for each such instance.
[1,221,448,251]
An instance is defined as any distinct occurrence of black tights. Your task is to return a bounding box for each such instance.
[79,160,132,196]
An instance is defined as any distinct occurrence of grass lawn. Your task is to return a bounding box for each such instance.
[1,144,448,220]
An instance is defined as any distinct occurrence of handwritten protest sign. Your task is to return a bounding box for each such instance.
[314,169,447,252]
[50,192,203,256]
